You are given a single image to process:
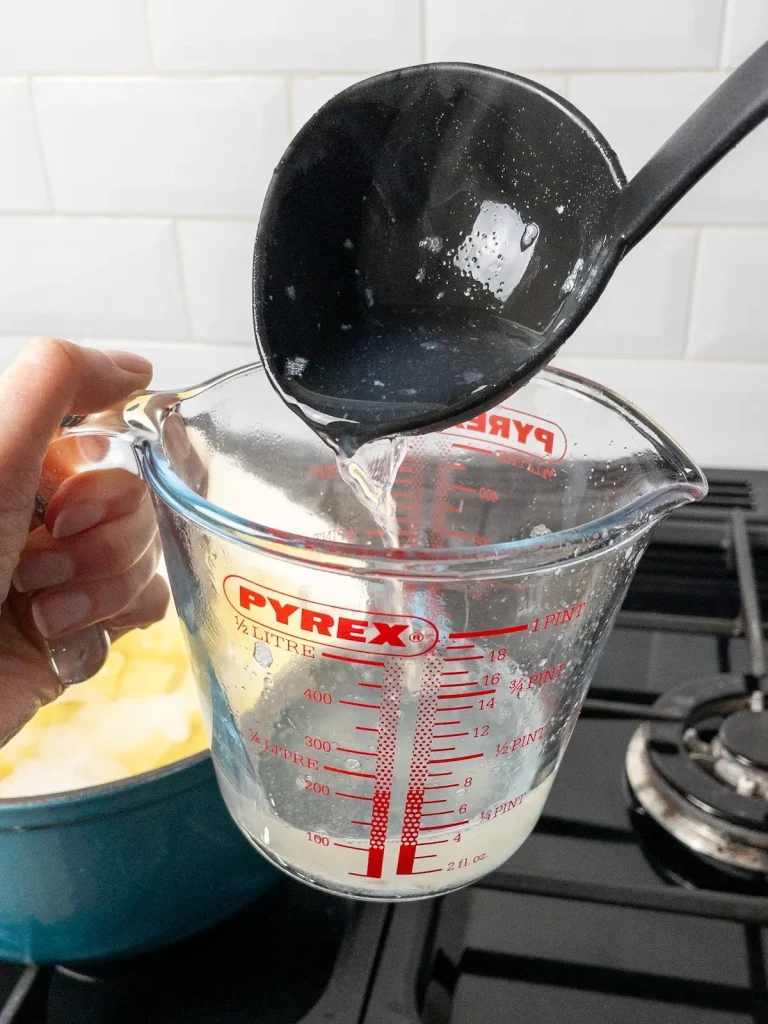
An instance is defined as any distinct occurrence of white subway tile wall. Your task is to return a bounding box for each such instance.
[177,220,257,342]
[0,0,766,467]
[0,80,48,210]
[147,0,420,71]
[425,0,724,70]
[0,218,187,338]
[564,229,697,358]
[689,230,768,361]
[34,78,290,215]
[0,0,148,73]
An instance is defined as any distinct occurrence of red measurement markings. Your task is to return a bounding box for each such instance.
[438,688,495,699]
[358,682,382,690]
[336,747,377,757]
[451,442,493,455]
[424,783,459,790]
[442,671,469,677]
[399,435,427,546]
[420,820,470,832]
[324,765,376,779]
[335,792,373,801]
[429,436,453,548]
[323,652,385,667]
[338,700,381,710]
[436,704,474,711]
[447,483,476,494]
[445,506,461,513]
[365,659,402,879]
[443,655,484,662]
[446,644,475,651]
[433,731,470,738]
[356,726,379,733]
[440,681,478,689]
[428,752,484,764]
[448,623,528,640]
[396,652,443,876]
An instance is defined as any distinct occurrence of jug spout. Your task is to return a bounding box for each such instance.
[599,378,708,532]
[647,452,708,519]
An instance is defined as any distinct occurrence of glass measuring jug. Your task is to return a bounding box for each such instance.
[50,363,706,900]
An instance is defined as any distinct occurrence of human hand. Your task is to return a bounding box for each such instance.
[0,338,169,746]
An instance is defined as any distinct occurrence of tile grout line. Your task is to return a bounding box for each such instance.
[0,337,760,368]
[24,76,56,212]
[1,212,766,232]
[171,220,195,342]
[682,229,705,360]
[0,211,262,223]
[717,0,732,69]
[140,0,156,70]
[286,76,297,136]
[555,354,768,368]
[13,67,737,81]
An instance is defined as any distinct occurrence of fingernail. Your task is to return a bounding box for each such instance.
[52,502,105,540]
[32,590,91,638]
[103,350,153,377]
[13,550,74,593]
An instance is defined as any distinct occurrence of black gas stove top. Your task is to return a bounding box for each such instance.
[3,468,768,1024]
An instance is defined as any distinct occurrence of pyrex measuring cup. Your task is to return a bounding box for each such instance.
[50,363,705,900]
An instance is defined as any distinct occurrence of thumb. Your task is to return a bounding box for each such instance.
[0,338,153,602]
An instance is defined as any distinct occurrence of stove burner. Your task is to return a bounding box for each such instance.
[718,705,768,764]
[626,674,768,874]
[709,706,768,801]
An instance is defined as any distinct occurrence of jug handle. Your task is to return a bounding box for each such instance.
[29,487,112,685]
[31,365,250,685]
[30,395,157,686]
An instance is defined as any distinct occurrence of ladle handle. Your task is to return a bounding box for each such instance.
[615,41,768,253]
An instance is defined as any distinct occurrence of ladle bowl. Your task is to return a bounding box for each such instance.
[253,49,768,450]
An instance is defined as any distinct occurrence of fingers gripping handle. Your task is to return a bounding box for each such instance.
[33,408,145,686]
[33,377,218,685]
[31,490,112,686]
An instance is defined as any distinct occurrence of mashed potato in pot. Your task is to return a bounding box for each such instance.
[0,610,207,798]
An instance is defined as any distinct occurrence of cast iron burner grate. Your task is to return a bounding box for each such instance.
[620,507,768,874]
[2,474,768,1023]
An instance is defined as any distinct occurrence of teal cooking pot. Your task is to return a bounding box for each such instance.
[0,750,276,963]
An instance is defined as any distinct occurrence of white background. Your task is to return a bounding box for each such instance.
[0,0,767,467]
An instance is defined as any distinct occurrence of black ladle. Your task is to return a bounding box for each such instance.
[254,44,768,454]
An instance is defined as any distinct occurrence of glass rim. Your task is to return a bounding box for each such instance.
[142,363,707,580]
